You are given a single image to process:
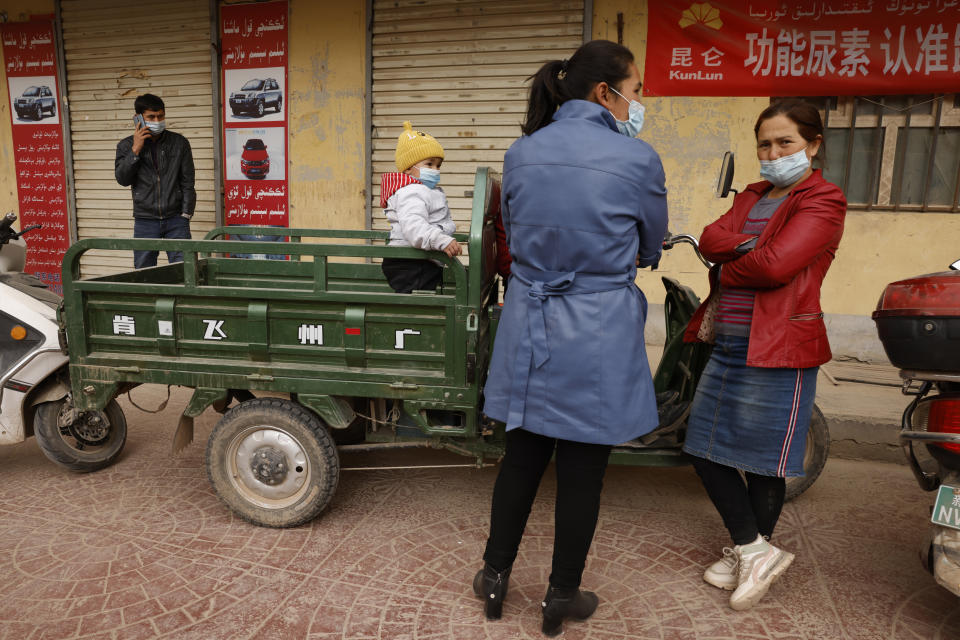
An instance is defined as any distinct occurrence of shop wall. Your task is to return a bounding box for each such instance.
[0,1,55,228]
[2,1,366,236]
[592,0,960,338]
[287,0,366,231]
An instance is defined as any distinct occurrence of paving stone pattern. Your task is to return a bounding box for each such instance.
[0,388,958,639]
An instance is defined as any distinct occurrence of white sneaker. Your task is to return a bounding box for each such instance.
[703,547,738,590]
[728,535,794,611]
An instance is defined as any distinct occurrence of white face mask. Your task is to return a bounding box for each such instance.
[759,147,810,187]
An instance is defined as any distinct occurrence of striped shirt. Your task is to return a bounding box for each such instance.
[714,194,788,337]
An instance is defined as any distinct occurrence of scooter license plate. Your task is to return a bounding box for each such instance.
[932,484,960,531]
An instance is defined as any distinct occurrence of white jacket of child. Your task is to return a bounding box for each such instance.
[385,183,456,251]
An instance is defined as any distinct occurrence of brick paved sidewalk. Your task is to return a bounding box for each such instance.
[0,386,958,639]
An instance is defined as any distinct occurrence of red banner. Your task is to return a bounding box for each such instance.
[2,19,69,293]
[644,1,960,96]
[221,1,288,227]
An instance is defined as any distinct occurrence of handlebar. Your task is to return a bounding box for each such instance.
[663,233,713,269]
[0,212,15,244]
[0,213,42,245]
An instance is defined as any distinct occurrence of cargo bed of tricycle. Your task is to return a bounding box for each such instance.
[65,171,504,423]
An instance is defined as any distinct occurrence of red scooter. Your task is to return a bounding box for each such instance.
[874,260,960,598]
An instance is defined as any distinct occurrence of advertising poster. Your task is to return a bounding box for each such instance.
[221,1,288,227]
[2,19,70,292]
[645,1,960,96]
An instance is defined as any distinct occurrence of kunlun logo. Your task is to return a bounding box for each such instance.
[679,2,723,30]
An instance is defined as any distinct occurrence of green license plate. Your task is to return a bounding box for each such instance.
[932,484,960,531]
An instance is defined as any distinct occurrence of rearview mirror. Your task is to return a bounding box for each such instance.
[716,151,736,198]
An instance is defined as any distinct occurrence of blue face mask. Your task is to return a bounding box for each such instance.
[609,87,645,138]
[418,167,440,189]
[759,147,810,188]
[145,120,166,135]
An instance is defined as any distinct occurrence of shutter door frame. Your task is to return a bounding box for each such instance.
[59,0,219,278]
[54,1,78,247]
[369,0,590,233]
[209,0,223,236]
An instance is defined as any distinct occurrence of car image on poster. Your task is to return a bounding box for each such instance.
[225,67,285,122]
[8,76,60,124]
[225,128,285,182]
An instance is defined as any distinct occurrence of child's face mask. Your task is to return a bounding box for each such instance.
[418,167,440,189]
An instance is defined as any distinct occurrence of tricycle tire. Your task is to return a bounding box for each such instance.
[206,398,339,528]
[784,404,829,502]
[33,398,127,472]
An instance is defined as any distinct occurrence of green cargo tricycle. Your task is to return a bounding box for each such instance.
[60,167,828,528]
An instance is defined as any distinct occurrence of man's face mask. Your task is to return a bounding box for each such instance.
[609,87,645,138]
[145,120,166,135]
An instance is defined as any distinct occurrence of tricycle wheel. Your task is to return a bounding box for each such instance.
[33,398,127,472]
[206,398,339,527]
[784,404,829,502]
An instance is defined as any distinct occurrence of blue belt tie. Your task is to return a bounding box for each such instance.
[504,265,634,429]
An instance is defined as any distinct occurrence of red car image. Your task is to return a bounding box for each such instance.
[240,138,270,179]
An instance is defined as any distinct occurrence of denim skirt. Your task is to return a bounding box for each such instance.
[682,334,818,478]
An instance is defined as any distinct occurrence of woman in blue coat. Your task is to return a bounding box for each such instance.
[474,40,669,636]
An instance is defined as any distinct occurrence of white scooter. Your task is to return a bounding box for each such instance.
[0,212,126,471]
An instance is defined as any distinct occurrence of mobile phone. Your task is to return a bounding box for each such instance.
[133,114,145,129]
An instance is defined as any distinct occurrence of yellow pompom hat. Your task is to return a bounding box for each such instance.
[394,121,444,171]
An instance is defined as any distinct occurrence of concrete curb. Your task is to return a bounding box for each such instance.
[823,413,903,463]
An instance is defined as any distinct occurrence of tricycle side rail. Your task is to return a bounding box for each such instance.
[200,166,501,313]
[61,169,504,447]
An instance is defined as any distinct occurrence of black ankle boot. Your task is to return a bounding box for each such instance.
[540,586,599,636]
[472,563,512,620]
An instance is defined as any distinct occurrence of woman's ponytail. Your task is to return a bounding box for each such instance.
[521,40,635,136]
[522,60,567,136]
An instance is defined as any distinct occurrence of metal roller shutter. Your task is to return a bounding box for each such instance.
[60,0,217,278]
[370,0,586,231]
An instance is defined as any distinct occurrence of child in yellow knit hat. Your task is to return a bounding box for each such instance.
[380,121,461,294]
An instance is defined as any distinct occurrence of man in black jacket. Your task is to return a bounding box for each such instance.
[115,93,196,268]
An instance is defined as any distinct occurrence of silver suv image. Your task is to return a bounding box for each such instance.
[14,85,56,121]
[229,78,282,118]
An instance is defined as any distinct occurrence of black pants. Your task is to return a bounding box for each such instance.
[381,257,442,294]
[483,428,612,589]
[690,456,786,546]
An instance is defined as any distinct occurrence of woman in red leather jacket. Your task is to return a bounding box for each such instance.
[682,99,846,611]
